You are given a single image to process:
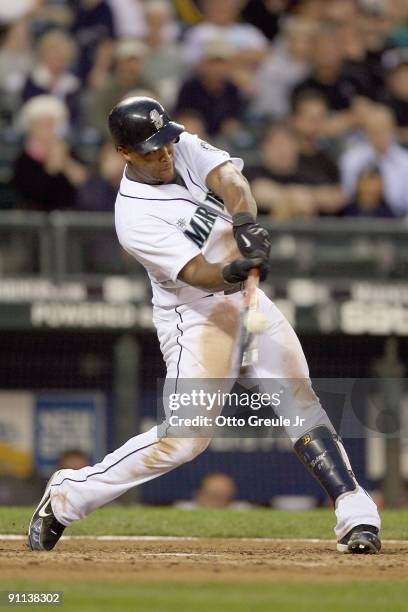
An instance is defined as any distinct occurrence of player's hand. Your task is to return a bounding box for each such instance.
[232,213,271,259]
[222,256,269,284]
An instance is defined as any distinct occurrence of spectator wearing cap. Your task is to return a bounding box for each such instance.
[140,0,186,108]
[184,0,268,65]
[82,39,155,135]
[250,16,316,120]
[21,30,81,126]
[174,38,246,137]
[340,104,408,217]
[70,0,115,84]
[183,0,268,95]
[381,48,408,144]
[12,95,87,211]
[340,164,394,218]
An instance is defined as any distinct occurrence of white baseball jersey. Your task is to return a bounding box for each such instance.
[115,132,243,308]
[49,131,380,540]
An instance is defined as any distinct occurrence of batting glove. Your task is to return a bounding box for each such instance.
[232,213,271,259]
[222,256,269,284]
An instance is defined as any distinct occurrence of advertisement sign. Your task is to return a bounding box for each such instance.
[34,393,107,476]
[0,392,34,477]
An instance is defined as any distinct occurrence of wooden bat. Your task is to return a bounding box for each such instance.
[239,268,265,369]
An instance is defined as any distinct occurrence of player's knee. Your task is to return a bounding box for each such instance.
[171,437,211,464]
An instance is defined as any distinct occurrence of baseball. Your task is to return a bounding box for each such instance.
[245,311,267,334]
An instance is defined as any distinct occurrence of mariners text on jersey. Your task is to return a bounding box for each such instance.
[115,132,243,308]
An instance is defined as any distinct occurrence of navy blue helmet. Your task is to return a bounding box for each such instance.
[108,96,184,154]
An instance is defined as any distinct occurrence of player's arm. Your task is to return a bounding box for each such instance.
[178,253,268,292]
[206,161,257,219]
[206,162,271,259]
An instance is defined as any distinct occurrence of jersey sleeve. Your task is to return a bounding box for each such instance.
[179,133,244,186]
[120,214,201,284]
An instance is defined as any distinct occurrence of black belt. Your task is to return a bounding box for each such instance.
[203,283,244,299]
[224,283,244,295]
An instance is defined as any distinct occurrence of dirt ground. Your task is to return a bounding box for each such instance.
[0,538,407,583]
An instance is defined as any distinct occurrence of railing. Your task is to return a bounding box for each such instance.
[0,211,407,280]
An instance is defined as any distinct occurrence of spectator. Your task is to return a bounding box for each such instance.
[244,123,316,218]
[77,142,124,211]
[381,48,408,144]
[184,0,268,65]
[289,0,324,20]
[140,0,186,107]
[0,19,33,97]
[175,472,251,509]
[250,16,316,119]
[21,29,81,125]
[337,22,382,102]
[340,104,408,217]
[340,164,394,218]
[57,448,91,470]
[321,0,357,25]
[83,38,154,135]
[291,90,345,213]
[358,0,396,54]
[183,0,268,95]
[291,24,368,123]
[173,109,208,140]
[70,0,115,84]
[174,38,246,137]
[12,95,87,211]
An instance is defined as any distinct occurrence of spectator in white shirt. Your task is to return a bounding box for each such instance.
[140,0,185,107]
[250,16,316,119]
[183,0,268,95]
[340,104,408,217]
[107,0,145,39]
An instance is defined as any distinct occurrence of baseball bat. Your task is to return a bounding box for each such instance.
[240,267,261,369]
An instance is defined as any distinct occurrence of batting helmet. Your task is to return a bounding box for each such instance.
[108,96,184,154]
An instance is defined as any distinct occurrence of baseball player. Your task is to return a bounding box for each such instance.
[28,96,381,554]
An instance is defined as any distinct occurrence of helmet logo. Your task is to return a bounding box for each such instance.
[150,109,164,130]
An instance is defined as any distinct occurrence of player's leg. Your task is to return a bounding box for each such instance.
[29,295,238,550]
[253,290,381,553]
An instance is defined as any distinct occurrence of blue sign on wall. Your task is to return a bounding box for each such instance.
[34,392,106,476]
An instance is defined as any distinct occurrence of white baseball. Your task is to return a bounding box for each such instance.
[245,311,267,334]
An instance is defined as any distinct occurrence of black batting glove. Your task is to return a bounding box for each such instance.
[232,212,271,259]
[222,257,270,284]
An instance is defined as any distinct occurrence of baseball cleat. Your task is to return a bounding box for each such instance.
[28,471,65,551]
[337,524,381,554]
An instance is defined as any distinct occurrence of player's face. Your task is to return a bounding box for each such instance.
[120,141,176,184]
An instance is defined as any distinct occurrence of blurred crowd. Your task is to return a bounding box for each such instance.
[0,0,407,219]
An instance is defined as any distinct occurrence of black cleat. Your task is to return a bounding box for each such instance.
[28,471,65,551]
[337,524,381,554]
